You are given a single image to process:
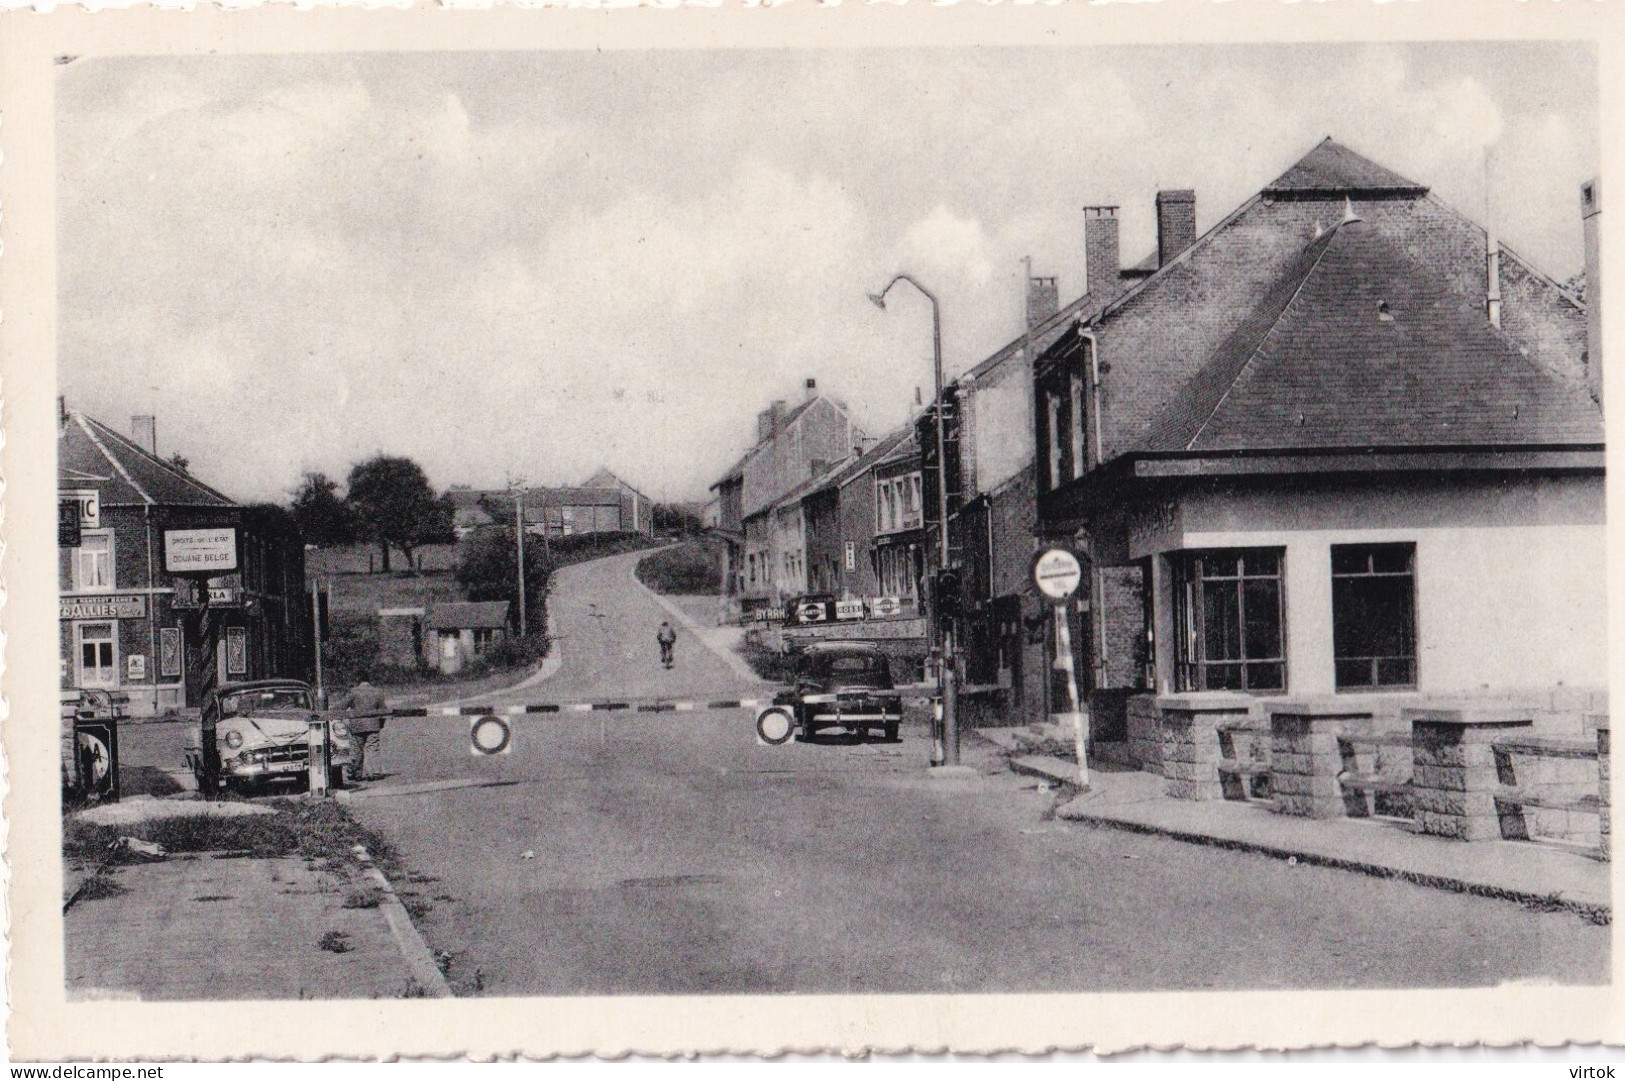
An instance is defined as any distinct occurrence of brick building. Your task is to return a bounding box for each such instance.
[58,407,311,716]
[448,469,653,541]
[772,427,929,670]
[917,209,1145,727]
[1031,138,1601,767]
[710,379,865,616]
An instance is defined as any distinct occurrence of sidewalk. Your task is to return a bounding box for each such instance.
[63,799,452,1000]
[979,730,1611,921]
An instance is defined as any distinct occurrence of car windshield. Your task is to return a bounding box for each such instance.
[806,652,891,685]
[218,688,310,717]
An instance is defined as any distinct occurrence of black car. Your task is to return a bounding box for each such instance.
[755,641,903,744]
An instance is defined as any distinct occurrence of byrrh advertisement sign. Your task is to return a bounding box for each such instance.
[61,594,147,620]
[163,527,239,574]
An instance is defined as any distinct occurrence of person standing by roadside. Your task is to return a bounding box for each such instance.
[339,679,388,782]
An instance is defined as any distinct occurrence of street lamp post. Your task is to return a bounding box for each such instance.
[868,273,959,767]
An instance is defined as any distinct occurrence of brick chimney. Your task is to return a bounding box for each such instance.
[757,408,775,443]
[1026,275,1059,330]
[1583,177,1602,404]
[804,377,818,401]
[1155,189,1197,267]
[131,414,157,456]
[1083,205,1121,298]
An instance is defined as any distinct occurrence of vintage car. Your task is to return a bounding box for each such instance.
[755,640,903,744]
[184,679,354,793]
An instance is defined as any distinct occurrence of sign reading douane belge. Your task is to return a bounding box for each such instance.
[164,527,239,575]
[60,594,147,620]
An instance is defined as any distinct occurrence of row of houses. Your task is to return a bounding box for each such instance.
[448,468,654,540]
[713,137,1606,767]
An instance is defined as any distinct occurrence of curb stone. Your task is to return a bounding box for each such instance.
[1055,800,1610,924]
[350,845,455,997]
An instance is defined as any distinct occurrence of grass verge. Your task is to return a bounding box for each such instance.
[64,798,404,879]
[635,538,723,595]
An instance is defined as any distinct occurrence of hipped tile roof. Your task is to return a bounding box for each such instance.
[1140,218,1603,454]
[1263,137,1429,198]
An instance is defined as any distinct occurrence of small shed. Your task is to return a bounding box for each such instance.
[424,601,511,675]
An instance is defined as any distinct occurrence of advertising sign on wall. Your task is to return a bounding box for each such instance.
[159,628,183,677]
[226,626,248,676]
[164,527,239,574]
[59,594,147,620]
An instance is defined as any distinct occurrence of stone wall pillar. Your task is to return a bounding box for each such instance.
[1597,721,1611,862]
[1158,693,1253,800]
[1407,707,1534,841]
[1267,702,1373,819]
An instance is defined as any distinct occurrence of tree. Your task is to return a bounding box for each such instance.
[345,455,444,572]
[653,502,703,535]
[167,452,191,474]
[291,472,358,547]
[454,525,553,635]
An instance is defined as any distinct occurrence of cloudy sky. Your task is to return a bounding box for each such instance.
[57,41,1596,505]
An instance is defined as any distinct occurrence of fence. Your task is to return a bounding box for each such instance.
[1163,698,1610,860]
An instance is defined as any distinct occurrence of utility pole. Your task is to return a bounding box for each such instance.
[310,578,325,702]
[511,478,529,639]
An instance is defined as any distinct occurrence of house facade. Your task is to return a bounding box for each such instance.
[58,408,312,716]
[1031,139,1602,768]
[713,380,864,616]
[424,601,511,675]
[917,214,1144,728]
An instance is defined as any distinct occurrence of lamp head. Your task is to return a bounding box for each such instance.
[867,291,888,311]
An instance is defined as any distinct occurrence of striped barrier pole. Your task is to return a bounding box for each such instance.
[386,694,940,719]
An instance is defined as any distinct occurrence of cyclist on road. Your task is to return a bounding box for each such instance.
[657,621,678,670]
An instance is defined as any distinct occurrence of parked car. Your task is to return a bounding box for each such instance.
[184,679,354,793]
[755,641,903,744]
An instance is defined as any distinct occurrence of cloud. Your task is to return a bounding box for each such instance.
[898,206,996,291]
[55,45,1597,504]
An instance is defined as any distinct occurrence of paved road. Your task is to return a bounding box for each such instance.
[335,549,1608,995]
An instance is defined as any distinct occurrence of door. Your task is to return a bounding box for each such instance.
[77,622,118,688]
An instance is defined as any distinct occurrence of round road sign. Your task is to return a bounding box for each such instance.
[756,707,795,745]
[469,715,513,756]
[1033,548,1084,604]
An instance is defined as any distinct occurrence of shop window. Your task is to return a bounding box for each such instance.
[78,622,117,687]
[1172,549,1285,693]
[1332,543,1417,689]
[75,532,113,591]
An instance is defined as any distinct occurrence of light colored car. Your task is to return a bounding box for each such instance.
[184,679,354,793]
